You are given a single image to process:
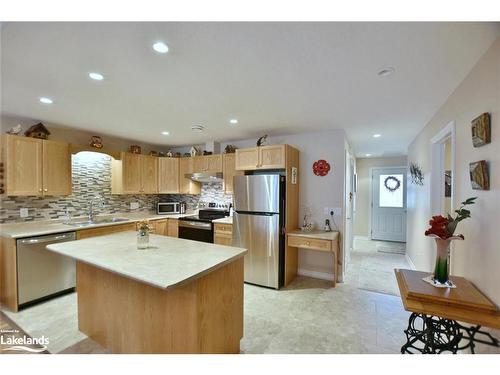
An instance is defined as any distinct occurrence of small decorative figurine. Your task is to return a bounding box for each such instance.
[166,150,173,157]
[89,136,103,149]
[130,145,142,154]
[224,145,237,154]
[6,124,22,135]
[203,150,213,155]
[24,122,50,139]
[190,146,199,157]
[256,135,268,147]
[149,150,158,156]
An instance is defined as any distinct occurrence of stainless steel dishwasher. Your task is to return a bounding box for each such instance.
[17,232,77,308]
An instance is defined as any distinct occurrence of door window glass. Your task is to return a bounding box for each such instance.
[379,174,404,208]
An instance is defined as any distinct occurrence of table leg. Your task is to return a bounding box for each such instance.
[401,313,500,354]
[332,249,337,287]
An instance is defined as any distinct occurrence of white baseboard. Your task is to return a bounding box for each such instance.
[298,268,334,281]
[405,254,416,270]
[353,235,370,240]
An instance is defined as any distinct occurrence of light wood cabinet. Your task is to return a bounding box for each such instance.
[76,222,136,240]
[179,157,201,194]
[235,144,286,171]
[167,219,179,237]
[194,155,222,173]
[223,154,244,195]
[112,152,158,194]
[214,223,233,246]
[3,135,71,196]
[158,158,180,194]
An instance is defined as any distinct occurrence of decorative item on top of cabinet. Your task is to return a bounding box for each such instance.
[224,145,237,154]
[89,136,103,149]
[223,154,244,195]
[149,151,158,156]
[471,113,491,147]
[129,145,142,154]
[6,124,22,135]
[24,123,50,140]
[256,134,268,147]
[3,134,71,196]
[190,146,200,157]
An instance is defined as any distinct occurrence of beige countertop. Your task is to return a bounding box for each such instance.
[213,216,233,225]
[46,231,247,290]
[288,229,340,241]
[0,211,195,239]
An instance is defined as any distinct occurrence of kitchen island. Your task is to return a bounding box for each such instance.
[46,231,247,354]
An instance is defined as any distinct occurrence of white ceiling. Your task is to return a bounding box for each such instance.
[1,22,499,156]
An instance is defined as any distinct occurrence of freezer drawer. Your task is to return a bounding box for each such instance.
[233,212,280,288]
[233,175,281,213]
[17,232,77,307]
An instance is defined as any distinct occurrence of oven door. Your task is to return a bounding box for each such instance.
[178,221,214,243]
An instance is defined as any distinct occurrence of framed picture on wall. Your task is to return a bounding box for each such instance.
[469,160,489,190]
[444,170,452,197]
[471,113,491,147]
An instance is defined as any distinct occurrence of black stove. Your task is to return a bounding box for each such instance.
[178,208,230,243]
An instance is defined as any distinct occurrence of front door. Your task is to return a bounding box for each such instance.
[371,167,407,242]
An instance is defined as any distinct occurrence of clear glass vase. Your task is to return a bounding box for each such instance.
[137,230,149,250]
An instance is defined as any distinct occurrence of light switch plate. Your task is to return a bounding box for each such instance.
[130,202,140,210]
[20,208,29,218]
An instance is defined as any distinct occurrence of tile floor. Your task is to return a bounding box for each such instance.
[2,238,499,354]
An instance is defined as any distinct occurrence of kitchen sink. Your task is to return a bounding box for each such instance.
[64,217,131,227]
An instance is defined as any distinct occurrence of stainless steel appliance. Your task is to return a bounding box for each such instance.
[178,207,229,243]
[232,174,285,289]
[157,202,181,215]
[17,232,77,308]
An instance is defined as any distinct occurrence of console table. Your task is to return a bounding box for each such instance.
[287,230,340,286]
[395,269,500,354]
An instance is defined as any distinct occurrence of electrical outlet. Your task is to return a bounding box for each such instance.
[324,207,342,216]
[130,202,140,210]
[20,208,29,218]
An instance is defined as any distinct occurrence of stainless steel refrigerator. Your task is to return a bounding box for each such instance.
[232,174,285,289]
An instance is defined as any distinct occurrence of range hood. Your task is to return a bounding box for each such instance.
[185,172,224,183]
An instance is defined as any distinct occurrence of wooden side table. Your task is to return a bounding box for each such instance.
[287,230,340,286]
[395,269,500,354]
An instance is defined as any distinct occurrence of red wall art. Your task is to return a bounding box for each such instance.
[312,160,331,176]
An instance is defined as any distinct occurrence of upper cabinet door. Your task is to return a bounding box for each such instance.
[158,157,180,194]
[206,155,222,172]
[223,154,244,195]
[193,156,207,172]
[259,145,286,169]
[179,157,200,194]
[4,135,43,196]
[141,155,158,194]
[235,147,259,171]
[121,152,142,194]
[42,140,71,196]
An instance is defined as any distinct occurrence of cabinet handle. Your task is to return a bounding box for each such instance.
[39,188,43,192]
[306,241,311,246]
[44,188,48,192]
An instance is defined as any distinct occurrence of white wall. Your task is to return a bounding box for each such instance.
[354,156,407,237]
[407,37,500,305]
[219,130,347,280]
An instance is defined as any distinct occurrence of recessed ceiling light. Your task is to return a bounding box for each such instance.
[153,41,169,54]
[229,119,238,125]
[88,72,104,81]
[377,67,395,77]
[373,134,381,138]
[161,131,170,136]
[365,153,372,157]
[39,97,53,104]
[191,124,204,132]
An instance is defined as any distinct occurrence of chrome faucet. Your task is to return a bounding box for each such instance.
[88,195,105,222]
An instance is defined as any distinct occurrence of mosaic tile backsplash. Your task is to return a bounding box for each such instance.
[0,152,232,223]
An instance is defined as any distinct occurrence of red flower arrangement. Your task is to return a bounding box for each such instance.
[424,197,476,240]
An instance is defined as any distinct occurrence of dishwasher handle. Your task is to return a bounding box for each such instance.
[18,233,76,245]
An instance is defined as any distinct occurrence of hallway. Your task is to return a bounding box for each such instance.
[345,237,411,296]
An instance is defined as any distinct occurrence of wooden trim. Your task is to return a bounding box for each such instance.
[70,144,122,160]
[0,237,18,312]
[284,145,299,286]
[77,257,244,353]
[76,223,136,240]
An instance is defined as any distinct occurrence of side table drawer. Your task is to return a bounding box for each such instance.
[288,235,332,252]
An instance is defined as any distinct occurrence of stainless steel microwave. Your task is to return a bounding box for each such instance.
[157,202,181,215]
